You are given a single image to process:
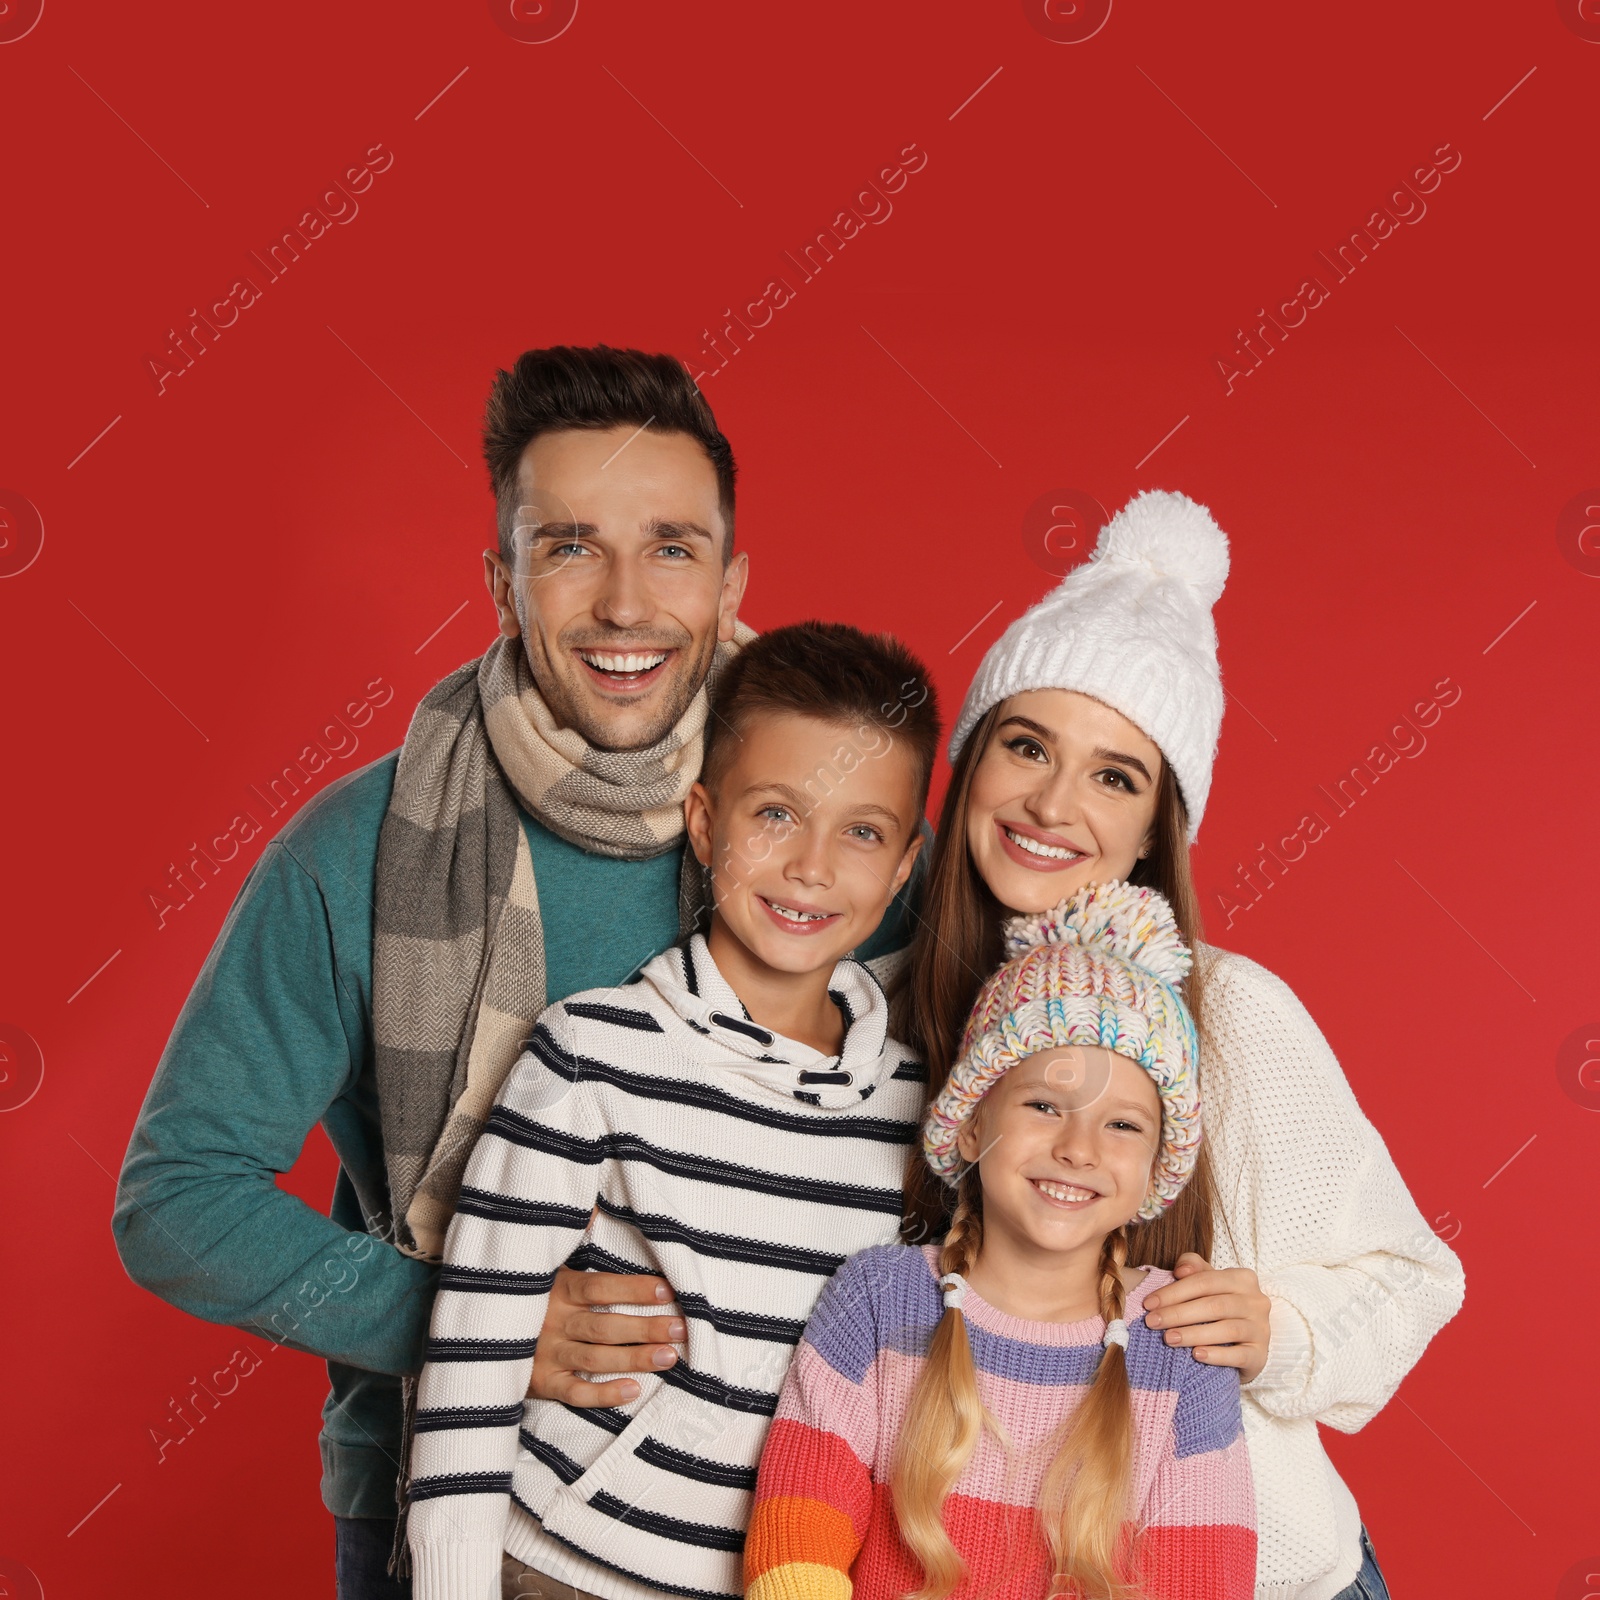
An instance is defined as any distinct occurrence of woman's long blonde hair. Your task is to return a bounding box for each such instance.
[890,704,1220,1598]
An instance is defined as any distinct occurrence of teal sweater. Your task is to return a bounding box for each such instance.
[111,751,920,1518]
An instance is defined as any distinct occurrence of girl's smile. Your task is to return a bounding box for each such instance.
[1029,1176,1105,1207]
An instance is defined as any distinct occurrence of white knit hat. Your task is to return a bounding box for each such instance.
[949,490,1231,840]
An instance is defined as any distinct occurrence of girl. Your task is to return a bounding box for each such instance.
[746,880,1256,1599]
[898,490,1462,1599]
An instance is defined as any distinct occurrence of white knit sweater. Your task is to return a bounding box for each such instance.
[1192,942,1466,1599]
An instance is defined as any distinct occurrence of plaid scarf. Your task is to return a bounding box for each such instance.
[372,626,750,1263]
[373,623,749,1578]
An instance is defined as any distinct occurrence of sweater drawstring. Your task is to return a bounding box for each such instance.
[387,1373,419,1581]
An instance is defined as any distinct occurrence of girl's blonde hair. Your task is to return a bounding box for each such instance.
[892,1163,1199,1600]
[890,706,1218,1594]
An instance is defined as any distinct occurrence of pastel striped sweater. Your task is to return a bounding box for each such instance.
[406,935,926,1600]
[747,1244,1257,1600]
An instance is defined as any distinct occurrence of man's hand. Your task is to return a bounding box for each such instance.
[527,1266,684,1407]
[1142,1253,1272,1385]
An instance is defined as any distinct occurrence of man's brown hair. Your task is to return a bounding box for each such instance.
[703,621,942,823]
[482,344,737,562]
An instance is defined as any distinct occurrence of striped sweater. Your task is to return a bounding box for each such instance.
[746,1244,1257,1600]
[406,934,926,1600]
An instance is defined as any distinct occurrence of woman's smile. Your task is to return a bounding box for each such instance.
[994,817,1092,872]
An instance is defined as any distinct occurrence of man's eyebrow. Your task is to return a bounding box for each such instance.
[514,517,597,540]
[998,717,1154,784]
[513,518,715,544]
[642,518,715,544]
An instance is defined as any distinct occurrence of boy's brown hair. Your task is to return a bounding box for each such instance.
[703,621,941,823]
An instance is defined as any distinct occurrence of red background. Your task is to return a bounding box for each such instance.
[3,2,1597,1595]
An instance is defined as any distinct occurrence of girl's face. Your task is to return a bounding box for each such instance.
[965,689,1164,915]
[956,1046,1160,1258]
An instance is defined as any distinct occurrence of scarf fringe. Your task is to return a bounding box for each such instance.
[387,1372,419,1581]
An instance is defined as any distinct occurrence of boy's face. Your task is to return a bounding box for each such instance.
[685,710,924,977]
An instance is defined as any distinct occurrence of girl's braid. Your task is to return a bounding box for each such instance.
[1098,1225,1130,1326]
[938,1169,984,1281]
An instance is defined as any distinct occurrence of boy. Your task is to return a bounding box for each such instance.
[405,621,940,1600]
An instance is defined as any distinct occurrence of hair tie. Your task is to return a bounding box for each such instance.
[939,1272,968,1311]
[1102,1317,1129,1350]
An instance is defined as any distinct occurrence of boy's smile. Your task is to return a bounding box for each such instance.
[685,710,924,1053]
[755,893,842,935]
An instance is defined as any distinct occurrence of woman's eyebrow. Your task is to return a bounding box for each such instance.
[1000,718,1155,785]
[999,715,1056,740]
[1091,746,1154,783]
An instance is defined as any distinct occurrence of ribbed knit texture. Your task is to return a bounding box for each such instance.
[406,934,926,1600]
[947,490,1231,838]
[1195,944,1465,1599]
[746,1245,1257,1599]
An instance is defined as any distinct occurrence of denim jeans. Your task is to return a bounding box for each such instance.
[1331,1525,1392,1600]
[334,1517,412,1600]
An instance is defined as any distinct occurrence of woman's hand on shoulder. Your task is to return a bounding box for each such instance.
[1143,1253,1271,1385]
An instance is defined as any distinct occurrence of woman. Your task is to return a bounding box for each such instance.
[894,488,1463,1599]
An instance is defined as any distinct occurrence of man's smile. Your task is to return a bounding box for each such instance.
[573,646,676,694]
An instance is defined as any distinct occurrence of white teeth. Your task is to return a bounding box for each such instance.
[579,651,668,674]
[1035,1179,1096,1203]
[768,901,830,923]
[1005,827,1082,862]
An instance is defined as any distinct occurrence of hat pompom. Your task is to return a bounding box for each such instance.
[1001,879,1192,987]
[1096,489,1230,609]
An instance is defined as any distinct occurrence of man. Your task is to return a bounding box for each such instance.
[112,346,919,1599]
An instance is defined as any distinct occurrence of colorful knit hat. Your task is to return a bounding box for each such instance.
[922,880,1201,1221]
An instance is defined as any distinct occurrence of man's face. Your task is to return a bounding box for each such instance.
[483,426,748,752]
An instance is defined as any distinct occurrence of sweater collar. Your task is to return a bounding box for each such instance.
[638,933,892,1108]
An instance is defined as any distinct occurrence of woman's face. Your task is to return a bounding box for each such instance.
[965,689,1164,915]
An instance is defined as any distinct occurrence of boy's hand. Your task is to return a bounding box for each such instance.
[526,1266,684,1406]
[1142,1253,1272,1384]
